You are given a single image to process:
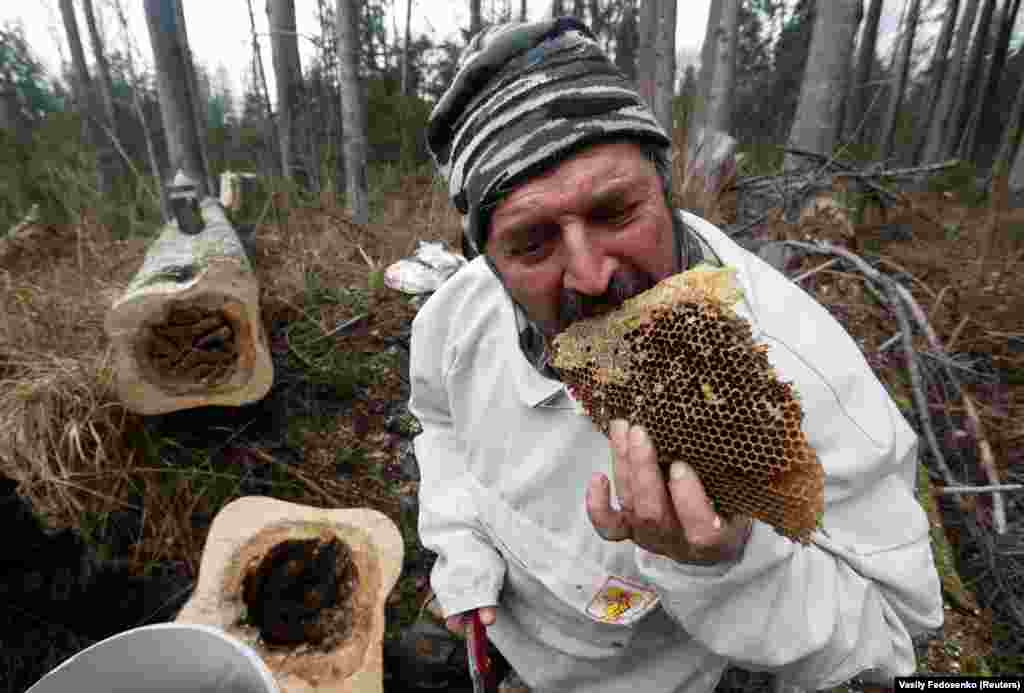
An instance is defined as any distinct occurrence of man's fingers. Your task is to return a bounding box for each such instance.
[666,461,724,547]
[586,472,632,541]
[627,425,674,525]
[609,419,632,510]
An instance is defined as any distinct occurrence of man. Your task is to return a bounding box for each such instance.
[410,17,943,693]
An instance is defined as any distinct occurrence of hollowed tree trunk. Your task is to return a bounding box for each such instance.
[104,198,273,414]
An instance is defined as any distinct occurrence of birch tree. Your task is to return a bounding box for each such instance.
[337,0,369,224]
[637,0,677,132]
[268,0,308,187]
[60,0,115,195]
[844,0,884,143]
[879,0,922,162]
[921,0,981,162]
[784,0,861,170]
[401,0,413,96]
[143,0,207,195]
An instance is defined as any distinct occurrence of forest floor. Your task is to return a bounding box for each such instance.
[0,163,1021,691]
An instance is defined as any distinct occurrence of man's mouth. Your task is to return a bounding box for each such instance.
[556,268,655,333]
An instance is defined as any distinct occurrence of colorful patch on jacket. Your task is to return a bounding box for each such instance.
[585,576,659,625]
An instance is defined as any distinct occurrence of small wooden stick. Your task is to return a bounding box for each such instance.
[792,258,840,283]
[929,284,951,324]
[946,316,971,353]
[875,256,937,299]
[961,393,1006,534]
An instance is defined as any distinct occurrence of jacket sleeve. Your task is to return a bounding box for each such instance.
[408,299,506,618]
[635,397,944,689]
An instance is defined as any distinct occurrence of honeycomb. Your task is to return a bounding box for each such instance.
[551,264,824,544]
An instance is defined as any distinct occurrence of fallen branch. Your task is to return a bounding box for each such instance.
[937,484,1023,495]
[782,240,1009,534]
[782,240,955,488]
[832,159,961,179]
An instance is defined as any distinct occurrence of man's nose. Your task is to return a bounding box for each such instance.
[562,224,615,295]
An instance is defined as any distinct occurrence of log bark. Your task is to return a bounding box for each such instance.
[104,198,272,414]
[785,0,862,170]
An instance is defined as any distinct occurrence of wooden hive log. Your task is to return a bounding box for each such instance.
[104,197,273,415]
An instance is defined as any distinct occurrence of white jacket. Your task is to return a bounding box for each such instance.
[409,212,943,693]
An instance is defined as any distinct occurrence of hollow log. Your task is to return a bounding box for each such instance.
[177,497,403,693]
[104,197,273,415]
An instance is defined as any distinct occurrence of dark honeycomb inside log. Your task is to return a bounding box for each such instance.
[146,305,238,385]
[552,265,824,544]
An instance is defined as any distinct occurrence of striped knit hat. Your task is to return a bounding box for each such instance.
[426,16,673,257]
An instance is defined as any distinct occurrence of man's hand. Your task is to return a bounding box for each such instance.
[445,606,497,635]
[586,420,752,565]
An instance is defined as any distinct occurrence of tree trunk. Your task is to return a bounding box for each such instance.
[112,0,169,219]
[174,1,214,196]
[844,0,884,144]
[573,0,585,19]
[1011,120,1024,192]
[615,0,638,82]
[785,0,861,169]
[144,0,208,195]
[691,0,724,139]
[703,0,739,135]
[104,198,272,414]
[879,0,922,163]
[637,0,677,132]
[470,0,483,36]
[991,62,1024,188]
[401,0,413,96]
[337,0,369,224]
[945,0,996,158]
[551,0,565,18]
[911,0,960,163]
[60,0,115,196]
[922,0,981,162]
[521,0,528,22]
[967,0,1021,162]
[81,0,117,134]
[246,0,281,179]
[268,0,308,188]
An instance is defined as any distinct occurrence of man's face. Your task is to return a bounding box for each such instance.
[486,141,677,340]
